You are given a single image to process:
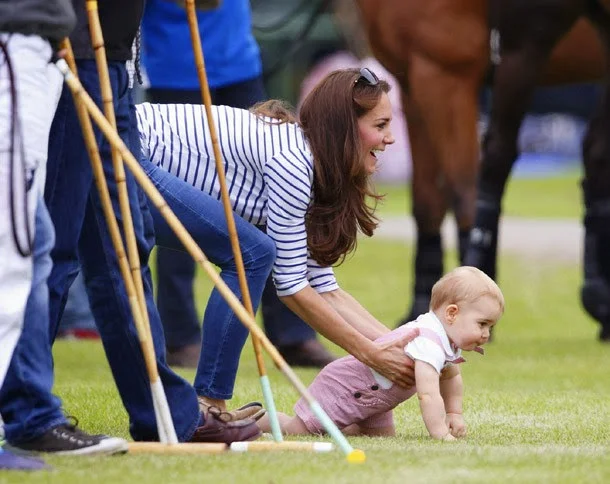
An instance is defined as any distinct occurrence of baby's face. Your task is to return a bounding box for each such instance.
[445,296,502,351]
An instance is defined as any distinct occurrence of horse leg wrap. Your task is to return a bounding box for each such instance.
[458,229,471,265]
[581,197,610,340]
[583,198,610,280]
[581,238,610,341]
[463,197,501,280]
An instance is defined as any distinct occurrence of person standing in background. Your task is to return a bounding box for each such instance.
[0,0,262,453]
[0,0,129,469]
[141,0,336,369]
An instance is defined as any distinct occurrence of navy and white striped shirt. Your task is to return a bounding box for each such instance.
[136,102,338,296]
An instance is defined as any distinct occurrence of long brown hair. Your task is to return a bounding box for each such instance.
[250,99,298,124]
[299,68,390,266]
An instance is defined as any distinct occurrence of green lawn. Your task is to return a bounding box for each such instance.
[375,170,583,219]
[6,237,609,484]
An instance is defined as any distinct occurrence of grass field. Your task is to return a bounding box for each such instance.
[376,169,583,219]
[5,172,610,483]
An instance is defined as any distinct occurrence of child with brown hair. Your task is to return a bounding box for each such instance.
[258,266,505,440]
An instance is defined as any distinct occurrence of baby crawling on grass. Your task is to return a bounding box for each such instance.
[258,266,505,440]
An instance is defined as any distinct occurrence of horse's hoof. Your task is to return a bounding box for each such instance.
[581,278,610,323]
[580,278,610,341]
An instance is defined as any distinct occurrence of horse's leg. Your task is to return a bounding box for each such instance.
[580,7,610,341]
[432,70,486,267]
[464,2,583,280]
[399,88,448,325]
[414,68,483,268]
[398,13,488,325]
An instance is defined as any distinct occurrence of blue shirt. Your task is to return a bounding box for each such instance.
[141,0,262,90]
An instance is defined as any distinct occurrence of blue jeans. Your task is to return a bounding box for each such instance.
[150,77,315,350]
[57,272,97,333]
[0,199,66,443]
[139,157,276,400]
[1,60,200,443]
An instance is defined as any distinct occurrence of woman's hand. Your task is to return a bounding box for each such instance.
[364,328,419,388]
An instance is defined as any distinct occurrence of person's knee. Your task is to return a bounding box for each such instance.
[260,235,277,270]
[246,234,276,273]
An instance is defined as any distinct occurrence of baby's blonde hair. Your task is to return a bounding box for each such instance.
[429,266,505,313]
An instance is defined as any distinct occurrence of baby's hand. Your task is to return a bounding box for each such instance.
[446,413,467,438]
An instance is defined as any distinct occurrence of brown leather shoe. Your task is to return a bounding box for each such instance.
[197,398,266,422]
[278,339,337,368]
[190,411,261,444]
[166,343,201,368]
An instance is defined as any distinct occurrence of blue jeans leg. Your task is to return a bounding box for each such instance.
[44,76,95,341]
[140,158,276,400]
[42,60,199,442]
[77,82,199,442]
[0,64,103,444]
[156,249,200,348]
[57,272,97,332]
[0,199,66,444]
[0,67,93,443]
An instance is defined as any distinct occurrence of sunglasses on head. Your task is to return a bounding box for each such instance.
[355,67,379,86]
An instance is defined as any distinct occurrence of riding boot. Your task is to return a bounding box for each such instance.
[580,232,610,341]
[581,187,610,341]
[463,190,501,280]
[398,233,443,327]
[457,229,471,265]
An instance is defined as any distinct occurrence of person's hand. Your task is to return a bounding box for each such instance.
[366,328,419,388]
[446,413,467,438]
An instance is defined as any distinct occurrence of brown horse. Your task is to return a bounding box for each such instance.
[355,0,604,325]
[464,0,610,341]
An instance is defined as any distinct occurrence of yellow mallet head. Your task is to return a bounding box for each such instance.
[346,449,366,464]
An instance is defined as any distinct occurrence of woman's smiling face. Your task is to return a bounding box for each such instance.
[357,92,395,175]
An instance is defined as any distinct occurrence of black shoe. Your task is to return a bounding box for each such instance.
[14,419,127,456]
[279,339,337,368]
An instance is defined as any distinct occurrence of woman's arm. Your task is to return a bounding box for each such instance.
[320,288,390,340]
[263,149,415,383]
[280,287,379,360]
[281,286,416,387]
